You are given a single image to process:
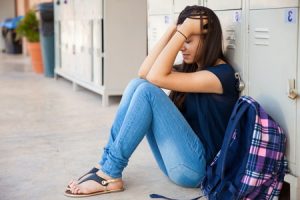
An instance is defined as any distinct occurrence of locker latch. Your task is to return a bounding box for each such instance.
[288,79,298,100]
[235,72,245,92]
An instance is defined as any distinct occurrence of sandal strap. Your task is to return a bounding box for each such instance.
[78,173,121,187]
[105,178,121,184]
[77,167,99,181]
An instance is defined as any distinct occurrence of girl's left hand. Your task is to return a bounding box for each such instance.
[179,17,208,38]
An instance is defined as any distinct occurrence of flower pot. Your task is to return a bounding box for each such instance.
[27,42,44,74]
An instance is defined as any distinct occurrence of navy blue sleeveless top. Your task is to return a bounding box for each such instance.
[181,64,239,163]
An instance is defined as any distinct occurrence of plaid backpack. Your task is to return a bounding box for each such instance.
[201,96,288,199]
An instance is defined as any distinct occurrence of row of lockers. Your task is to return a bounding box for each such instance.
[55,0,102,20]
[148,0,298,15]
[54,0,147,106]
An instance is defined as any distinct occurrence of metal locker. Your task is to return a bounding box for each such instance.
[250,0,298,10]
[147,15,173,52]
[80,20,93,82]
[82,1,89,20]
[214,10,243,77]
[248,8,298,175]
[92,19,103,86]
[73,20,82,77]
[60,21,75,74]
[174,0,200,13]
[204,0,241,10]
[55,0,147,106]
[54,21,61,70]
[54,0,62,20]
[73,0,85,21]
[63,0,74,20]
[91,0,102,19]
[148,0,173,15]
[91,0,103,86]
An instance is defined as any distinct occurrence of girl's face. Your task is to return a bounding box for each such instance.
[180,34,202,64]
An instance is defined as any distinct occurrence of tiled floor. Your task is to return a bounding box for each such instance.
[0,53,201,200]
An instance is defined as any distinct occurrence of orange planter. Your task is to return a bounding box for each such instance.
[27,42,44,74]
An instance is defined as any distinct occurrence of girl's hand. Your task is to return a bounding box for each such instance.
[178,17,208,38]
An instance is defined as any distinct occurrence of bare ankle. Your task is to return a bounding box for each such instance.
[95,163,101,169]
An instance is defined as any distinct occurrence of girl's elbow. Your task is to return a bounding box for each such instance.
[146,74,161,86]
[138,70,146,79]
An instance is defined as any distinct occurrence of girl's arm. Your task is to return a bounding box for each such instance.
[138,24,176,79]
[146,18,223,94]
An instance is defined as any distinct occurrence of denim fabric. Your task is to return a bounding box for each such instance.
[99,78,206,188]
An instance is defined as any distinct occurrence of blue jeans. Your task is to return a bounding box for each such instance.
[99,78,206,188]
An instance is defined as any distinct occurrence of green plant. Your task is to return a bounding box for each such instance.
[16,10,39,42]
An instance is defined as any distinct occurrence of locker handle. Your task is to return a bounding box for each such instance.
[235,73,245,92]
[288,79,298,100]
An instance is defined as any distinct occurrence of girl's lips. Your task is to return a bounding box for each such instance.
[182,54,189,59]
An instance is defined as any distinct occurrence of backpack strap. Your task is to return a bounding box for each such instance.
[149,194,204,200]
[202,97,251,194]
[219,98,251,179]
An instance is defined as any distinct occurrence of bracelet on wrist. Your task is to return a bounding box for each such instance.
[176,30,187,40]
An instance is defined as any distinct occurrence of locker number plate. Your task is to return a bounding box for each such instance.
[285,8,297,24]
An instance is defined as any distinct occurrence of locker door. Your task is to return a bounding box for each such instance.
[148,15,172,53]
[54,1,62,21]
[92,0,103,86]
[148,0,173,15]
[73,20,83,78]
[91,0,102,19]
[60,20,75,74]
[73,0,82,21]
[248,8,298,174]
[93,19,103,86]
[54,21,61,69]
[80,20,93,82]
[205,0,241,10]
[63,0,74,20]
[174,0,200,14]
[250,0,298,10]
[215,10,243,75]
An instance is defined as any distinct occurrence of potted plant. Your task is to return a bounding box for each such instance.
[16,10,43,74]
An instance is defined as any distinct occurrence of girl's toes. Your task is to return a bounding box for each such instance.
[68,180,75,187]
[75,187,81,194]
[71,185,77,194]
[69,182,75,189]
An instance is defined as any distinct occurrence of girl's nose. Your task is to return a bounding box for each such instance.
[180,43,186,51]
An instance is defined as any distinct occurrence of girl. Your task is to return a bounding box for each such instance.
[65,5,239,197]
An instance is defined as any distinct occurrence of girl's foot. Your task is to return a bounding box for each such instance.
[66,170,124,197]
[68,164,100,188]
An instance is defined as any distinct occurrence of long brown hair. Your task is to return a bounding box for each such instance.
[169,5,229,110]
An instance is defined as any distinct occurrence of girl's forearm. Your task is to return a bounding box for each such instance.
[138,24,176,78]
[146,25,188,80]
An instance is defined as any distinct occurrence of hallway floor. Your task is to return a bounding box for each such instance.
[0,53,201,200]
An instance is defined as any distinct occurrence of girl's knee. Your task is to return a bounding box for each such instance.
[124,78,148,95]
[135,81,161,95]
[167,164,205,188]
[128,78,147,87]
